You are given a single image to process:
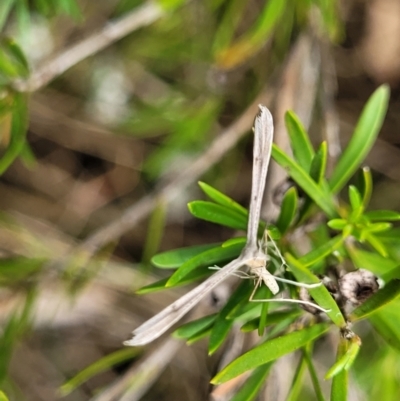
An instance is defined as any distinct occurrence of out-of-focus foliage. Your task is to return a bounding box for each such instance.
[0,0,399,401]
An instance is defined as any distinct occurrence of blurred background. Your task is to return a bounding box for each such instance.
[0,0,400,400]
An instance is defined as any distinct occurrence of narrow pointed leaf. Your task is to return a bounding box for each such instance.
[230,362,273,401]
[3,39,29,77]
[136,268,211,294]
[173,314,217,340]
[151,243,221,268]
[360,167,373,208]
[369,302,400,351]
[0,0,15,31]
[186,328,213,345]
[212,323,329,384]
[365,210,400,221]
[167,242,243,286]
[303,344,326,401]
[0,391,9,401]
[258,286,271,336]
[348,186,362,216]
[346,245,397,279]
[285,253,346,327]
[276,186,298,234]
[299,235,344,267]
[198,181,247,215]
[286,356,307,401]
[240,310,300,332]
[0,93,29,175]
[350,279,400,321]
[329,85,390,194]
[209,281,252,355]
[188,201,248,230]
[285,111,314,170]
[325,336,361,379]
[330,339,349,401]
[60,348,139,396]
[215,0,285,69]
[327,219,347,230]
[309,142,327,183]
[272,144,336,217]
[222,237,247,248]
[364,232,388,257]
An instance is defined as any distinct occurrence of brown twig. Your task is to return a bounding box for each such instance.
[13,1,165,92]
[90,338,182,401]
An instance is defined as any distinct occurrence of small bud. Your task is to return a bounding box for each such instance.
[338,269,379,305]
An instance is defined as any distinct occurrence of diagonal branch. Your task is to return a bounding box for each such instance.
[13,1,165,92]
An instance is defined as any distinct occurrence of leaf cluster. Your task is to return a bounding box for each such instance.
[131,85,400,400]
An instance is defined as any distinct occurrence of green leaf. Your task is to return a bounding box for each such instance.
[0,93,29,175]
[376,227,400,242]
[198,181,247,215]
[364,222,392,233]
[240,310,300,332]
[230,363,273,401]
[330,339,349,401]
[0,257,46,283]
[309,142,327,184]
[285,111,314,170]
[173,314,217,340]
[369,301,400,351]
[60,348,140,396]
[325,336,361,379]
[350,279,400,321]
[3,38,29,77]
[315,0,343,41]
[19,142,36,168]
[360,167,373,208]
[212,0,247,54]
[222,237,247,248]
[346,246,398,281]
[0,391,10,401]
[329,85,390,193]
[275,186,298,234]
[286,356,307,401]
[365,210,400,221]
[348,186,363,219]
[142,200,166,265]
[296,143,328,222]
[136,267,211,294]
[0,49,19,79]
[299,235,344,267]
[258,286,271,336]
[327,219,347,230]
[0,0,15,31]
[0,290,35,382]
[188,201,248,231]
[285,253,346,327]
[15,0,30,35]
[209,281,252,355]
[57,0,83,20]
[211,323,330,384]
[272,144,337,217]
[363,232,388,257]
[216,0,285,68]
[167,242,243,286]
[157,0,186,11]
[303,344,326,401]
[186,326,213,345]
[151,243,221,268]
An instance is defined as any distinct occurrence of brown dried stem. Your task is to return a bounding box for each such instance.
[13,1,164,92]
